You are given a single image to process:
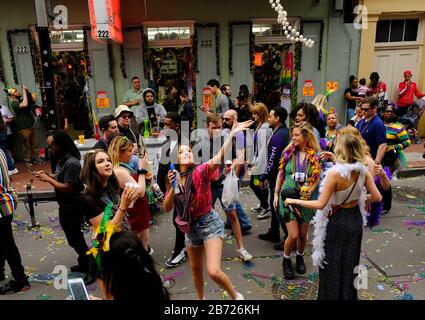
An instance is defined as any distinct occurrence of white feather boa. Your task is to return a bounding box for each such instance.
[311,162,368,268]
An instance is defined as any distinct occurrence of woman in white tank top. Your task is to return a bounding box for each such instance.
[285,130,382,300]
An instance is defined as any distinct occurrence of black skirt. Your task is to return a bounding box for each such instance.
[318,206,363,300]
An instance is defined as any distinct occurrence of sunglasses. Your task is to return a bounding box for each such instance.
[120,114,132,119]
[223,118,231,121]
[361,108,371,112]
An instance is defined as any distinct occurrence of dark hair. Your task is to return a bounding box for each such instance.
[102,231,170,301]
[349,75,357,84]
[363,97,379,108]
[48,130,81,160]
[207,79,220,88]
[80,149,119,199]
[290,102,325,137]
[165,112,181,125]
[180,88,188,97]
[131,76,140,82]
[99,115,116,132]
[220,84,230,93]
[359,78,366,85]
[370,72,380,81]
[272,107,288,124]
[0,109,5,132]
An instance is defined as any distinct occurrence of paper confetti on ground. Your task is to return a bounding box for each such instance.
[404,220,425,228]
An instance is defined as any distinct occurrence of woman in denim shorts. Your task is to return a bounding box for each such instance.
[164,120,253,300]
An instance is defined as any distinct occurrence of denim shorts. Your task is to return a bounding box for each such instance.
[185,210,225,247]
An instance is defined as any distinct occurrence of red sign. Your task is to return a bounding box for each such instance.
[202,87,212,112]
[304,80,313,87]
[88,0,123,43]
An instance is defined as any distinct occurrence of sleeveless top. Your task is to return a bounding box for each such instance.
[332,172,365,205]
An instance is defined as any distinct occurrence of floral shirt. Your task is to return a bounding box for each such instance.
[190,163,219,219]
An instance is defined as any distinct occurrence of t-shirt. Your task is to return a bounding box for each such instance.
[54,154,84,207]
[190,163,219,219]
[356,115,387,160]
[0,104,14,135]
[11,100,35,131]
[93,139,108,151]
[344,88,358,109]
[123,89,143,112]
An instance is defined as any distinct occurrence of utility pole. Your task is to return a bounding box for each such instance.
[35,0,58,130]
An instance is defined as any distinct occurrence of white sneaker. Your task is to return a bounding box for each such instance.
[257,208,271,219]
[8,168,18,176]
[238,247,253,261]
[235,292,245,300]
[148,247,154,256]
[250,204,262,212]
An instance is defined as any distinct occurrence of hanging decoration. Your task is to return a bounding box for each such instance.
[107,43,113,78]
[268,0,315,48]
[141,25,151,80]
[300,20,325,70]
[83,26,92,77]
[26,29,40,84]
[191,32,199,73]
[193,23,220,76]
[228,21,253,75]
[120,44,127,79]
[0,47,4,83]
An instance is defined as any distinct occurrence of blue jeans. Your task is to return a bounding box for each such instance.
[347,108,355,125]
[185,210,225,247]
[211,187,251,229]
[0,132,16,171]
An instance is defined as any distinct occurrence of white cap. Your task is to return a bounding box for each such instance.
[114,105,133,118]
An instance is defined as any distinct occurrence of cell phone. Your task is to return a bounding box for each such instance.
[68,278,89,300]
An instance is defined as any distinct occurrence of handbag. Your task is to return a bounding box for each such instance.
[328,175,359,218]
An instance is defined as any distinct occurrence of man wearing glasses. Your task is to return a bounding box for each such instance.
[356,97,387,164]
[115,105,138,144]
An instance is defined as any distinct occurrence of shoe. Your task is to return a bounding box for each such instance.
[148,247,154,256]
[257,208,271,219]
[0,271,5,282]
[0,278,30,295]
[258,231,281,243]
[8,168,18,176]
[273,240,285,251]
[165,248,186,268]
[381,209,390,215]
[283,257,295,280]
[238,247,253,261]
[241,225,252,235]
[250,204,262,212]
[70,265,88,273]
[224,222,232,230]
[296,255,306,274]
[235,292,245,300]
[25,161,32,168]
[83,274,96,286]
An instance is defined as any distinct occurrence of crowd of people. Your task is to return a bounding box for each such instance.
[0,73,423,300]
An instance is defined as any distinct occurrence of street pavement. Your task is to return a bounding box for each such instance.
[1,176,425,301]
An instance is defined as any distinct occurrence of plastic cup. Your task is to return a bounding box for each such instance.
[78,135,85,145]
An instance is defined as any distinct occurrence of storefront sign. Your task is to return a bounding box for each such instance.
[254,52,263,66]
[202,87,212,111]
[88,0,123,43]
[304,80,313,87]
[326,81,338,92]
[160,59,178,75]
[96,91,110,108]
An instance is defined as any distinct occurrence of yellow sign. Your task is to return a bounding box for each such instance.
[96,97,110,108]
[202,87,213,112]
[326,81,338,92]
[303,86,315,97]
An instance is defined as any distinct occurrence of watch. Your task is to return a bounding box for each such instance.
[137,169,148,175]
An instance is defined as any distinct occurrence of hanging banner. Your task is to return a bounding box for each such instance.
[326,81,338,92]
[160,59,178,75]
[303,86,315,97]
[202,87,212,112]
[88,0,123,43]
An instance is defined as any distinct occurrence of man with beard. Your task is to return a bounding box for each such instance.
[134,88,167,128]
[93,115,119,151]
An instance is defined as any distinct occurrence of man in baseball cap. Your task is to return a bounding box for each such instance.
[398,70,425,117]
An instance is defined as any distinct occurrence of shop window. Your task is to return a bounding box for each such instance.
[50,29,84,51]
[144,21,194,48]
[376,19,419,43]
[252,19,300,45]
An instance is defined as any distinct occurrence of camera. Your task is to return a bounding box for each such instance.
[292,172,306,183]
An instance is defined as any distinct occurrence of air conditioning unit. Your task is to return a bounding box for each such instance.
[335,0,344,11]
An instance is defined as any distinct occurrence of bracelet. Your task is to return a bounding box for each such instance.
[118,207,126,212]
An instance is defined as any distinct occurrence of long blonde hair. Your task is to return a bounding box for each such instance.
[287,121,320,153]
[108,136,134,168]
[334,126,370,165]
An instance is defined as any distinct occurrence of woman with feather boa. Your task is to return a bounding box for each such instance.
[285,129,382,300]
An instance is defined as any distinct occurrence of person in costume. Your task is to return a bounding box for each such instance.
[274,121,321,279]
[81,149,139,298]
[285,129,382,300]
[108,136,151,253]
[163,119,253,300]
[381,103,410,214]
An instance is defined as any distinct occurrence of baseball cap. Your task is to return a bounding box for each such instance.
[114,105,133,118]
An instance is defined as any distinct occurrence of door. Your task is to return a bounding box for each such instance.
[374,48,420,103]
[230,24,252,97]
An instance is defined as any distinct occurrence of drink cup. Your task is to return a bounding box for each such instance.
[79,135,85,145]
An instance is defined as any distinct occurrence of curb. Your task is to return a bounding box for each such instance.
[397,168,425,179]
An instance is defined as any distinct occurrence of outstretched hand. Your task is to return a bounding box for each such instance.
[230,120,254,136]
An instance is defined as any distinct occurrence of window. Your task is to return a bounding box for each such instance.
[144,21,194,48]
[376,19,419,43]
[50,29,84,51]
[252,19,300,45]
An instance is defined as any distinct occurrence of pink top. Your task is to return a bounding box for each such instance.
[190,163,219,219]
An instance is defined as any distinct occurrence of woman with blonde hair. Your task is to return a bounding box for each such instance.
[108,136,152,253]
[250,103,273,218]
[273,121,321,279]
[285,130,382,300]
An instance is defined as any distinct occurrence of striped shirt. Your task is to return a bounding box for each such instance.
[385,122,411,152]
[0,149,17,217]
